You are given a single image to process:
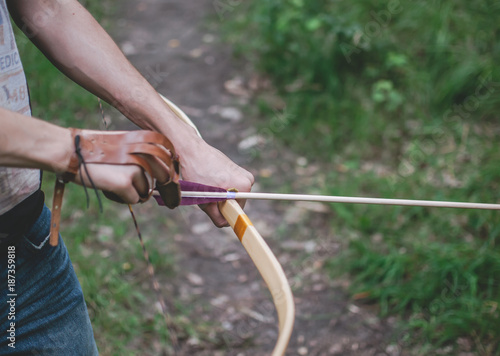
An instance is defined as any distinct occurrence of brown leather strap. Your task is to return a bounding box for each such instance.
[49,179,66,246]
[61,129,179,180]
[50,129,181,246]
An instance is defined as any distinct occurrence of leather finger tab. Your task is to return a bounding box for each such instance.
[156,180,181,209]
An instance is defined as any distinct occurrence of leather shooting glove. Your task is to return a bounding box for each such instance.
[50,129,182,246]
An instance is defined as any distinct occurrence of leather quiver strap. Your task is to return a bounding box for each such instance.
[49,129,181,246]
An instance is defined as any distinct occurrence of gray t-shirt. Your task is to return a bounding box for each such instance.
[0,0,40,216]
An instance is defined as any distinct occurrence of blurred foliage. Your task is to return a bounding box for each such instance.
[223,0,500,353]
[225,0,499,154]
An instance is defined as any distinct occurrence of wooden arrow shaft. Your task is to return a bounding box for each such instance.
[181,191,500,210]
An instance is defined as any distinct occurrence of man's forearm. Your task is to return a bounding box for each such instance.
[7,0,198,147]
[0,108,72,172]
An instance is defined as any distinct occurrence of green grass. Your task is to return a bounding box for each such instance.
[222,0,500,354]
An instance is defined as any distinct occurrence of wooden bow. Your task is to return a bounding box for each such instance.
[219,199,295,354]
[161,95,295,355]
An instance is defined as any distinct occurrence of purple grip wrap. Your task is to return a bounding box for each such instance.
[180,180,227,193]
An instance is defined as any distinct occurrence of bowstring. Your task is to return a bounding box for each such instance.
[127,204,179,350]
[97,98,180,353]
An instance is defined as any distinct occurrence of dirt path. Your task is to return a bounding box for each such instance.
[109,1,401,355]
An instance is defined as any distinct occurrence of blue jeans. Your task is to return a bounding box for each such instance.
[0,205,98,355]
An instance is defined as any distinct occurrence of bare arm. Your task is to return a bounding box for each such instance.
[7,0,254,226]
[0,109,154,203]
[0,107,72,172]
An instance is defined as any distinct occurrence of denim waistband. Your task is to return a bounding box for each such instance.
[24,204,51,246]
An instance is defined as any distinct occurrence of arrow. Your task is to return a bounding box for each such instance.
[154,180,500,210]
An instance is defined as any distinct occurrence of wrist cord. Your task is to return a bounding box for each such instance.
[74,134,103,213]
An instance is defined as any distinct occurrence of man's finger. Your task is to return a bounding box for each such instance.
[139,153,171,185]
[200,202,229,228]
[132,168,152,201]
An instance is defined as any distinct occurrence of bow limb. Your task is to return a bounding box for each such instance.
[161,94,202,137]
[219,199,295,355]
[160,94,295,354]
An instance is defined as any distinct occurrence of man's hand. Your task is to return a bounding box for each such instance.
[75,164,152,205]
[62,129,181,206]
[178,136,254,227]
